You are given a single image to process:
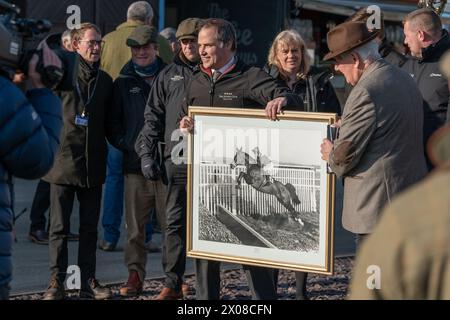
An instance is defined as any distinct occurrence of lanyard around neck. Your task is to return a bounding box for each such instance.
[75,73,99,112]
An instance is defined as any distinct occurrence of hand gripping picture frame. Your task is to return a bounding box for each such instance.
[186,106,337,274]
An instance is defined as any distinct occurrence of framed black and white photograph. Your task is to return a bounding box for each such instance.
[186,107,336,274]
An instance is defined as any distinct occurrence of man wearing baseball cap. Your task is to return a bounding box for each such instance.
[107,25,167,297]
[320,21,427,249]
[136,18,204,299]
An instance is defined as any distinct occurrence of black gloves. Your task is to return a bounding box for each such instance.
[141,156,162,180]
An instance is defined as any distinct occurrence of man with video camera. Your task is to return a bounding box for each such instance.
[0,40,63,300]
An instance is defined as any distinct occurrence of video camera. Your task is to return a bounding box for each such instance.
[0,0,77,90]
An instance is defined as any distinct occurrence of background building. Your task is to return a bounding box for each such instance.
[11,0,449,65]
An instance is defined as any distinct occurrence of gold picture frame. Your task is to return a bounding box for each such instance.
[186,106,336,274]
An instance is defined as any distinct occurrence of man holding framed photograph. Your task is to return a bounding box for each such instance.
[179,18,303,300]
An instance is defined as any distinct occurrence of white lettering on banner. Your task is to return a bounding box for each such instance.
[237,52,258,65]
[208,3,230,19]
[207,2,256,64]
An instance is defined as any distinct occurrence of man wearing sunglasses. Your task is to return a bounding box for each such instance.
[42,23,114,300]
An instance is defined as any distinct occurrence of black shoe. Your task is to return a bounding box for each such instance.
[98,239,116,251]
[42,278,65,300]
[79,278,112,300]
[29,230,49,245]
[67,232,79,241]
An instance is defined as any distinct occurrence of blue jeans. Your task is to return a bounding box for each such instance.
[146,216,154,240]
[102,144,124,245]
[102,144,154,244]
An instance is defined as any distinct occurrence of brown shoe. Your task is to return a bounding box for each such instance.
[42,278,65,300]
[119,271,143,297]
[155,287,183,300]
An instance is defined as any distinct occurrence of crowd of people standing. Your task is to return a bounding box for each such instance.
[1,0,450,300]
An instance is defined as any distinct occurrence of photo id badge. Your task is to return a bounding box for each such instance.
[75,114,89,127]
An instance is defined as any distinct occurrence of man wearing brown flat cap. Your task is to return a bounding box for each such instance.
[320,21,427,249]
[136,17,205,300]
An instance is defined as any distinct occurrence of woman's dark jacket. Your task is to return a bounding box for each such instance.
[264,64,341,115]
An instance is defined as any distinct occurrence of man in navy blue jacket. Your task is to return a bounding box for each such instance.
[0,45,62,299]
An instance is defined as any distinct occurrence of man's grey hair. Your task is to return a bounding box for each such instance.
[352,40,380,63]
[61,29,72,41]
[127,1,154,22]
[160,27,177,43]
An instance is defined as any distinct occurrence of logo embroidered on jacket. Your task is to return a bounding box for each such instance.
[219,92,238,101]
[409,74,414,78]
[171,75,184,81]
[129,87,141,94]
[429,73,442,77]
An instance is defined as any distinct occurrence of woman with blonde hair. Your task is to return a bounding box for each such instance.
[265,29,340,300]
[265,29,340,114]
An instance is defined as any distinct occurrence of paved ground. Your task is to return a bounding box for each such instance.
[10,178,354,296]
[11,257,354,300]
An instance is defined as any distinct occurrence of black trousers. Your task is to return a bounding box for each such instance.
[29,179,50,232]
[163,161,187,291]
[195,259,278,300]
[271,270,308,300]
[294,272,308,299]
[49,184,102,283]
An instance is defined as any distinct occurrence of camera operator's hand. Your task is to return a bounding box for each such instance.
[13,71,26,85]
[28,41,62,89]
